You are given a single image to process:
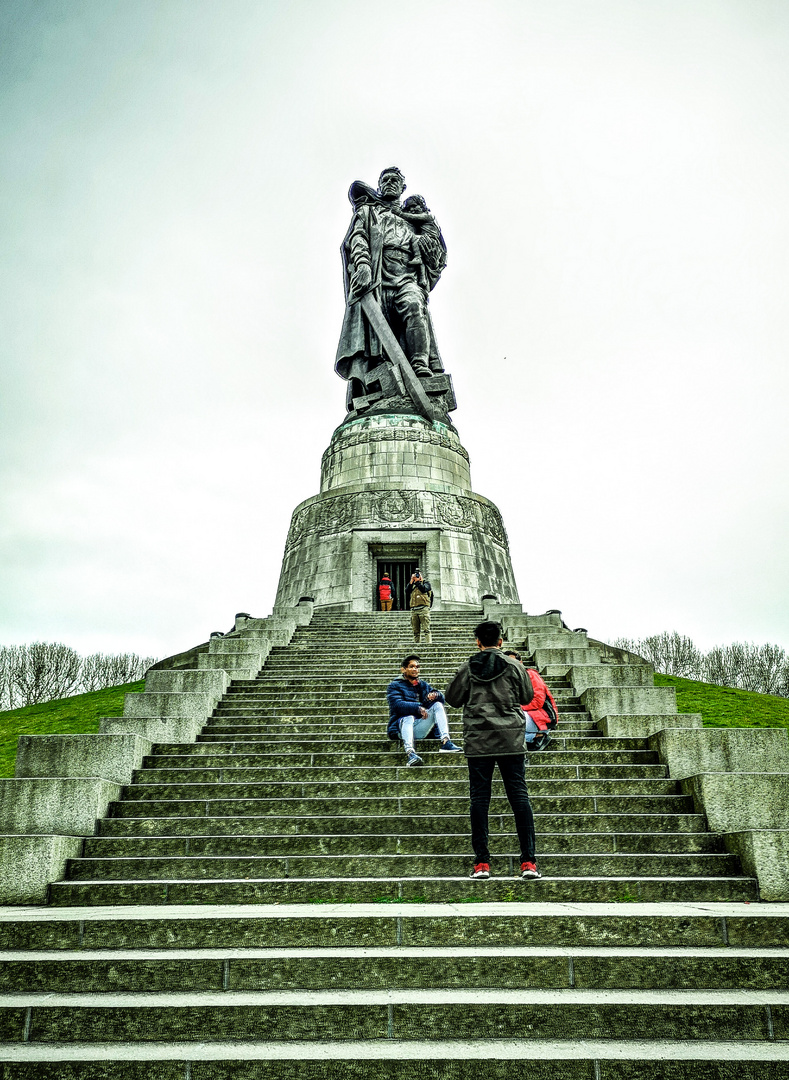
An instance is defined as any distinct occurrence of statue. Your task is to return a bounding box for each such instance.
[335,167,457,425]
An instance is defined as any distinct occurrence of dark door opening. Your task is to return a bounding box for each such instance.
[375,560,419,611]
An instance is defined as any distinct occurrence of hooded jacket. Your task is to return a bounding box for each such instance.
[444,648,534,757]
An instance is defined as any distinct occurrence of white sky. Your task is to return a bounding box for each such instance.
[1,0,788,659]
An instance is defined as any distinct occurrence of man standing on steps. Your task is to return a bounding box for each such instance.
[405,569,433,645]
[445,621,541,880]
[387,654,461,767]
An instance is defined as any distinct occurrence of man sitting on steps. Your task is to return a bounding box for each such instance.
[386,654,461,767]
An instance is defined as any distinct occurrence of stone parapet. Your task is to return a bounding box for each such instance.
[144,669,230,698]
[99,715,204,743]
[527,632,588,651]
[580,686,677,721]
[533,648,602,668]
[569,663,655,696]
[600,714,703,739]
[198,652,261,680]
[723,830,789,902]
[680,772,789,832]
[123,691,218,720]
[0,778,120,836]
[651,727,789,780]
[0,834,83,904]
[14,734,151,786]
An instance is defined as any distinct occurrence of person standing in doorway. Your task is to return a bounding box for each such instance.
[406,569,433,645]
[378,574,396,612]
[445,621,541,880]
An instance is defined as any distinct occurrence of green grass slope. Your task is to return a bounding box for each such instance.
[0,681,144,778]
[654,673,789,730]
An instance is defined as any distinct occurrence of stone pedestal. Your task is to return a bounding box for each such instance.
[274,413,519,612]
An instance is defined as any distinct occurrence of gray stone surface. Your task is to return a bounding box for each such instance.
[99,715,204,743]
[0,778,120,836]
[651,726,789,780]
[580,686,677,721]
[600,714,703,739]
[0,834,82,903]
[123,691,217,720]
[723,830,789,902]
[680,771,789,831]
[143,669,229,698]
[569,663,655,696]
[14,734,151,786]
[197,652,261,680]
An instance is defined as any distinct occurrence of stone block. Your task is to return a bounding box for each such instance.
[123,691,216,719]
[680,771,789,832]
[14,734,151,786]
[569,664,655,695]
[0,778,120,836]
[198,651,262,678]
[723,829,789,902]
[533,648,602,668]
[0,834,83,904]
[652,726,789,780]
[482,602,523,621]
[580,686,677,721]
[600,714,703,739]
[528,632,587,650]
[144,669,229,698]
[99,715,204,743]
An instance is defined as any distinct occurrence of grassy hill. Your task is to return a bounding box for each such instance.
[1,674,787,779]
[654,673,789,729]
[0,681,144,777]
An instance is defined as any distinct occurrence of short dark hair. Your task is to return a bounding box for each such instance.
[401,653,421,668]
[503,649,521,661]
[474,621,502,647]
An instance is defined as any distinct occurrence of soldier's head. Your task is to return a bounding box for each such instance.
[378,167,406,200]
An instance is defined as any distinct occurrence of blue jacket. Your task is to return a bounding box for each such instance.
[386,678,445,740]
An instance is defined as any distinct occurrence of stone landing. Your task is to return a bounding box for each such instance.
[274,413,519,612]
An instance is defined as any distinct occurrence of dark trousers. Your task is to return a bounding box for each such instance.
[468,754,536,864]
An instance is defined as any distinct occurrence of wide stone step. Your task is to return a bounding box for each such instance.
[120,778,681,800]
[108,794,694,818]
[150,746,660,766]
[139,761,661,782]
[3,943,787,994]
[201,724,593,738]
[64,852,742,882]
[48,874,758,906]
[3,902,784,949]
[97,811,709,837]
[83,830,727,858]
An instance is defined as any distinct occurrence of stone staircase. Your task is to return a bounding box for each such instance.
[1,610,788,1077]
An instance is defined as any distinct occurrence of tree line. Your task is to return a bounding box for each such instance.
[0,643,157,711]
[611,631,789,698]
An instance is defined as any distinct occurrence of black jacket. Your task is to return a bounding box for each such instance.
[445,648,533,757]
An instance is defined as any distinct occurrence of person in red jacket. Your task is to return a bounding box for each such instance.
[504,651,558,752]
[378,574,396,612]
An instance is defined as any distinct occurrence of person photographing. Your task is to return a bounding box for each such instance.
[405,568,434,645]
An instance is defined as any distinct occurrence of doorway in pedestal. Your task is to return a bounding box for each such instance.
[375,560,419,612]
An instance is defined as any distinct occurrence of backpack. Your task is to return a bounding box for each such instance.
[542,694,558,728]
[379,581,392,601]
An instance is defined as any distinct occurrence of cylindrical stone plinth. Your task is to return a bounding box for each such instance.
[274,414,519,613]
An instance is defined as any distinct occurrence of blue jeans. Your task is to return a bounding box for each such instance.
[523,716,542,743]
[399,702,449,750]
[468,754,536,864]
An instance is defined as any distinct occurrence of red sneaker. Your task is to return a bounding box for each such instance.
[470,862,490,879]
[520,861,542,879]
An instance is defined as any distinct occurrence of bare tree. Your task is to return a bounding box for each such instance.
[11,642,82,706]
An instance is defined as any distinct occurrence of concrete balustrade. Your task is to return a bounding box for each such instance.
[528,631,588,651]
[680,771,789,832]
[533,647,602,668]
[198,651,263,680]
[650,726,789,780]
[143,668,230,698]
[99,714,205,743]
[0,834,83,903]
[0,778,120,836]
[14,733,151,786]
[600,714,702,739]
[580,685,677,721]
[723,829,789,902]
[123,690,218,720]
[569,663,655,696]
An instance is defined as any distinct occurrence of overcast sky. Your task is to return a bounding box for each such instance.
[1,0,788,660]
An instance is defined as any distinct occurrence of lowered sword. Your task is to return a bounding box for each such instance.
[359,292,438,423]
